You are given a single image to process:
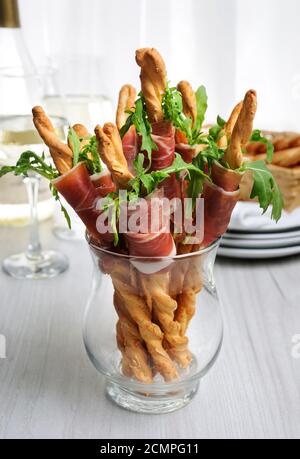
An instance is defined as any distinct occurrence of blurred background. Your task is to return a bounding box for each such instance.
[17,0,300,129]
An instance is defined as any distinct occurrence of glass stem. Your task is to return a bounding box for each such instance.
[24,175,42,261]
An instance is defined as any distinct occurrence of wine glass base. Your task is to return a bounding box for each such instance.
[106,381,200,414]
[2,250,69,280]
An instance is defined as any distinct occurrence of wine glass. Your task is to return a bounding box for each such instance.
[0,114,69,280]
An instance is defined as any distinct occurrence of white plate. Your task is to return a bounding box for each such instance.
[221,234,300,249]
[218,244,300,259]
[225,228,300,240]
[229,202,300,232]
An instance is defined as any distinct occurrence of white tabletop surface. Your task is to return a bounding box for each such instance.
[0,222,299,440]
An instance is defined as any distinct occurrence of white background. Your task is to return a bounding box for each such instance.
[18,0,300,129]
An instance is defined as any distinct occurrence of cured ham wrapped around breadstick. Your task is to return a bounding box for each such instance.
[68,122,116,197]
[203,90,258,245]
[117,85,139,174]
[33,106,114,247]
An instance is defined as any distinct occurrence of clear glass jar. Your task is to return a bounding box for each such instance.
[83,238,223,414]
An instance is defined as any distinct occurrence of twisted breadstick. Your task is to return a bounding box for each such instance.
[140,272,192,369]
[175,251,203,336]
[114,292,153,383]
[95,123,133,189]
[116,84,137,130]
[32,106,73,175]
[177,81,197,127]
[223,90,257,169]
[135,48,167,123]
[116,320,133,378]
[111,265,179,382]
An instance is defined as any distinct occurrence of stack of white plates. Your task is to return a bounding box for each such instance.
[219,202,300,259]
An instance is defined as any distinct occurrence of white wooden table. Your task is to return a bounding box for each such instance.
[0,222,299,439]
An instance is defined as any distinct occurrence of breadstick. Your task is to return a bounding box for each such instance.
[225,101,243,138]
[246,141,264,155]
[175,247,203,336]
[177,81,197,127]
[217,101,243,149]
[224,90,257,169]
[111,265,179,382]
[114,292,153,384]
[141,272,192,369]
[95,123,133,189]
[135,48,167,123]
[289,135,300,149]
[116,84,137,130]
[32,106,73,175]
[254,146,300,167]
[116,320,133,378]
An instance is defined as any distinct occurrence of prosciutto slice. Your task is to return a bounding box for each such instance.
[125,191,175,259]
[175,144,199,164]
[203,180,240,246]
[122,126,139,174]
[150,121,175,171]
[203,162,245,246]
[91,169,116,197]
[52,163,113,247]
[211,161,244,192]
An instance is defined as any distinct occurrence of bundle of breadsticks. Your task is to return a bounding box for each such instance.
[0,48,283,383]
[242,131,300,211]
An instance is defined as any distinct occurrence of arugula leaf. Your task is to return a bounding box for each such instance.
[0,151,59,180]
[250,130,274,163]
[100,194,121,246]
[195,85,208,131]
[68,128,81,167]
[0,151,72,228]
[162,153,207,178]
[135,97,158,162]
[243,160,284,222]
[167,83,208,145]
[51,185,71,229]
[79,135,102,175]
[128,153,209,199]
[133,153,146,177]
[209,115,226,143]
[217,115,226,128]
[162,84,193,142]
[120,114,133,139]
[120,95,158,164]
[187,154,206,204]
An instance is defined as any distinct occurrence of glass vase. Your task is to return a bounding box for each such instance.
[83,238,223,414]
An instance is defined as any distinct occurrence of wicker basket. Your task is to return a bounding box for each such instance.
[240,131,300,212]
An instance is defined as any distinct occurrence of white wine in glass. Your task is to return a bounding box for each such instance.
[0,115,69,280]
